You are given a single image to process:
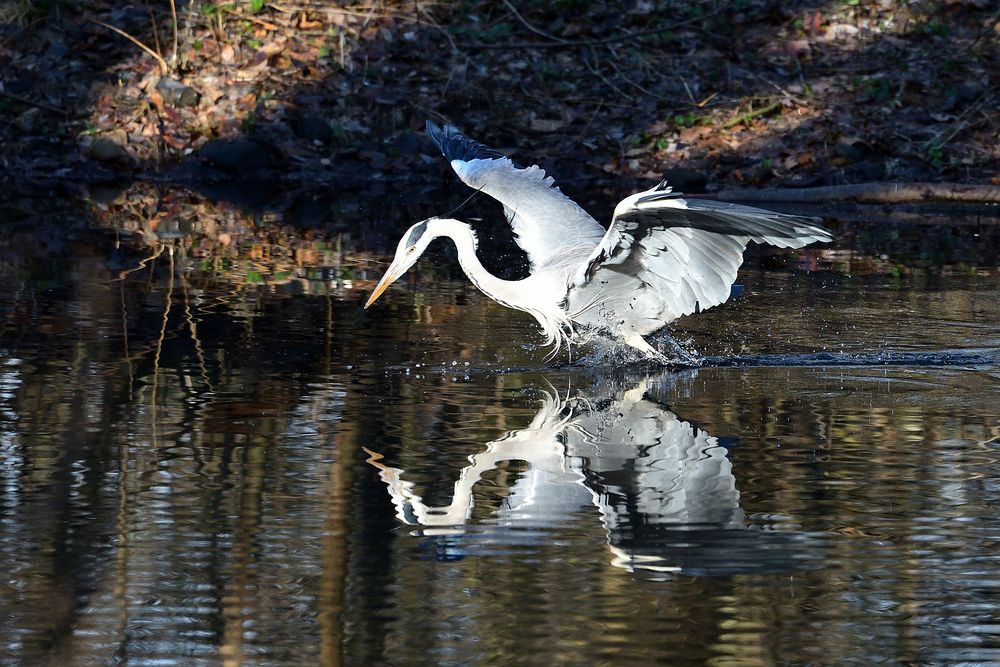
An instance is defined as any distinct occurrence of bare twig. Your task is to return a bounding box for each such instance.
[742,69,810,107]
[460,5,727,49]
[146,5,162,58]
[923,87,996,151]
[85,17,170,73]
[711,182,1000,204]
[169,0,178,65]
[679,76,696,104]
[417,3,463,56]
[500,0,568,44]
[605,54,678,104]
[0,90,68,115]
[574,99,605,143]
[582,47,631,103]
[723,101,780,128]
[236,12,280,30]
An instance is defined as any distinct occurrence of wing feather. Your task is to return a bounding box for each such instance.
[426,121,606,269]
[569,183,831,330]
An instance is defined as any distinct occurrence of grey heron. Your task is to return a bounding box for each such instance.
[365,121,833,362]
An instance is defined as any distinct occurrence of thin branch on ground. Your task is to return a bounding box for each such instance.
[723,101,780,128]
[0,90,68,115]
[460,4,728,49]
[499,0,568,44]
[85,17,170,73]
[712,182,1000,204]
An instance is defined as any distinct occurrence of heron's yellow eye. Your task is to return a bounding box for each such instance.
[407,246,416,254]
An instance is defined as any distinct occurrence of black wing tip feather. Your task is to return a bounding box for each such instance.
[425,120,507,163]
[617,206,833,242]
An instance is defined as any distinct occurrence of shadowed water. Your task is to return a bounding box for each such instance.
[0,187,998,665]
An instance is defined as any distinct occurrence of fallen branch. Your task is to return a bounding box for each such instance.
[723,101,780,128]
[711,182,1000,205]
[0,90,68,116]
[460,5,727,49]
[499,0,568,44]
[725,201,1000,226]
[85,17,170,74]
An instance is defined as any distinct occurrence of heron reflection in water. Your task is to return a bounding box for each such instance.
[365,374,813,577]
[365,122,832,362]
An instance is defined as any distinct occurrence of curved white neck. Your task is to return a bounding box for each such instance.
[425,218,570,351]
[429,218,526,309]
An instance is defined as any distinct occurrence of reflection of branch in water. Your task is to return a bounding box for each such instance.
[119,278,134,399]
[149,246,174,456]
[116,243,166,281]
[363,376,814,577]
[0,279,26,340]
[180,268,213,392]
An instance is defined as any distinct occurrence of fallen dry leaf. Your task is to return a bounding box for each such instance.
[148,89,165,112]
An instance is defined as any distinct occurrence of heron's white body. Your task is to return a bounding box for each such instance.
[365,123,834,362]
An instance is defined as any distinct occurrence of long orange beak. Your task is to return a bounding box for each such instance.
[364,266,403,309]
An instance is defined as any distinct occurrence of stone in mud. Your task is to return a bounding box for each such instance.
[88,136,135,166]
[155,78,201,107]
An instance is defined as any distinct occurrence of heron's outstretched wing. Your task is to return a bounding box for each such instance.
[426,121,606,269]
[571,183,832,323]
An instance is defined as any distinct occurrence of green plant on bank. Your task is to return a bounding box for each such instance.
[238,17,262,48]
[889,263,903,288]
[87,0,267,73]
[200,3,236,19]
[200,2,236,35]
[925,144,945,168]
[915,19,949,37]
[318,26,350,68]
[671,111,705,128]
[241,109,258,135]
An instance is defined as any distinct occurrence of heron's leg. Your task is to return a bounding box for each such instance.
[623,332,670,363]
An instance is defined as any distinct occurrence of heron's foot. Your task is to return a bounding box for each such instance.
[656,334,703,367]
[620,333,691,366]
[623,333,666,362]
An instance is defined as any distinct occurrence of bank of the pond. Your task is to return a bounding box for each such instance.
[2,0,997,195]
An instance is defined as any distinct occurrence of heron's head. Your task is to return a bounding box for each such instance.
[364,218,437,309]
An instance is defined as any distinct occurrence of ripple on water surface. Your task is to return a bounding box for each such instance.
[0,204,998,665]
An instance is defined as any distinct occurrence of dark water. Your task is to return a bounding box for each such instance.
[1,188,998,665]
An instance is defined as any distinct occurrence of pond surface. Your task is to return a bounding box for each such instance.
[1,187,998,665]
